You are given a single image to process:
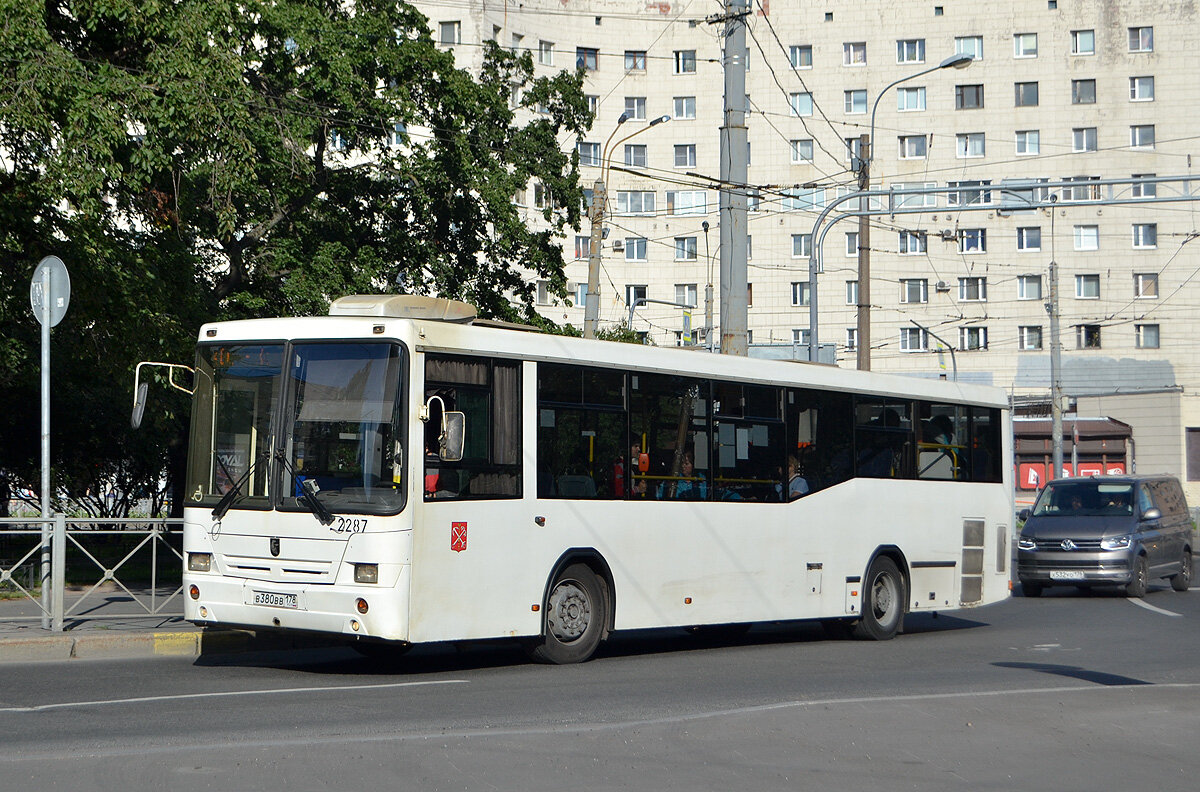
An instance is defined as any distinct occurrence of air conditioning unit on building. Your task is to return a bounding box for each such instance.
[940,229,957,241]
[935,280,951,292]
[612,240,624,251]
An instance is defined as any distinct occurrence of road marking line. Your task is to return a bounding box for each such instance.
[0,678,466,713]
[1128,599,1183,617]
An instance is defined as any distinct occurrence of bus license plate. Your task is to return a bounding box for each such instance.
[1049,571,1085,581]
[253,590,298,609]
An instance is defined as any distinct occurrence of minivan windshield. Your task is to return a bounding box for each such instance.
[1032,481,1134,517]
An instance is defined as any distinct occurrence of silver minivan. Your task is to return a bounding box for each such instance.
[1017,475,1194,597]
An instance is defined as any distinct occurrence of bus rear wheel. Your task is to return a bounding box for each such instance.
[852,556,906,641]
[526,563,608,664]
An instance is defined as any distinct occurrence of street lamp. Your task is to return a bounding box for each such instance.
[853,52,973,369]
[583,113,671,338]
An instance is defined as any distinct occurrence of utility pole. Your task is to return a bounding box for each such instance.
[855,134,871,370]
[717,0,749,356]
[583,177,606,339]
[702,220,714,349]
[1047,195,1064,479]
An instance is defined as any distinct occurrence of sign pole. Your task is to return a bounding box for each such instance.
[39,266,51,629]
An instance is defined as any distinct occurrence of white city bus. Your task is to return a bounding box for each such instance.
[182,295,1013,663]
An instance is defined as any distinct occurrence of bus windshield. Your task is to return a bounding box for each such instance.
[186,341,406,515]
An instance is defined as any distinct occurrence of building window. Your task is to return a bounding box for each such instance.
[898,231,927,254]
[576,47,598,70]
[1018,274,1043,300]
[674,50,696,74]
[843,42,867,66]
[616,190,655,214]
[781,187,825,210]
[956,132,986,158]
[789,92,813,116]
[674,237,697,261]
[1132,223,1158,249]
[624,144,647,167]
[897,39,925,63]
[1075,273,1100,298]
[538,40,554,65]
[901,278,928,303]
[958,229,987,253]
[1076,324,1102,349]
[624,50,646,71]
[792,233,812,258]
[1013,33,1038,58]
[1071,29,1095,55]
[1062,176,1101,201]
[1019,326,1044,350]
[1129,26,1154,53]
[959,277,987,301]
[893,181,936,208]
[1071,79,1096,104]
[844,89,867,114]
[673,96,696,119]
[535,279,552,305]
[1136,323,1160,349]
[1132,173,1157,198]
[845,232,859,257]
[1072,127,1097,153]
[955,35,983,60]
[1015,130,1040,155]
[955,84,984,109]
[1130,76,1155,101]
[846,280,859,305]
[1130,125,1155,150]
[673,144,697,168]
[586,95,599,115]
[1135,272,1159,298]
[959,326,988,351]
[577,141,600,166]
[843,137,866,163]
[948,180,992,206]
[897,86,926,111]
[791,282,811,306]
[623,237,647,261]
[574,235,590,259]
[1015,82,1039,107]
[533,182,550,209]
[624,96,646,120]
[900,327,928,352]
[666,190,706,215]
[790,138,814,163]
[1074,226,1100,251]
[846,328,859,351]
[575,283,589,304]
[898,135,927,159]
[790,45,813,69]
[675,283,698,307]
[439,21,461,45]
[1016,228,1042,252]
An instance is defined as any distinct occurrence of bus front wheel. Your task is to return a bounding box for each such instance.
[526,563,608,664]
[852,556,906,641]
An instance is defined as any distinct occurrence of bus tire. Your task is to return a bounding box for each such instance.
[851,556,906,641]
[526,563,608,664]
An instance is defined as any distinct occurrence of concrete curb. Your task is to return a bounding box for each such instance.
[0,629,344,664]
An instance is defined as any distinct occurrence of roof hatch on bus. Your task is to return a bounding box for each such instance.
[328,295,477,323]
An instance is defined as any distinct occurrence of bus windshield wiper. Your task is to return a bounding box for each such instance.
[211,452,263,521]
[275,449,335,526]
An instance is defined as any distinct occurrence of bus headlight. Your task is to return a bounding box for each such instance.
[1101,535,1132,551]
[354,563,379,584]
[188,552,213,572]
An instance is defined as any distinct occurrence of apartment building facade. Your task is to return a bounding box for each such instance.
[417,0,1200,496]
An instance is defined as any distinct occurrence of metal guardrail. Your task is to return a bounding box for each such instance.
[0,516,183,631]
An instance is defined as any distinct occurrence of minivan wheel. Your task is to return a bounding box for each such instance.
[1170,550,1192,592]
[1022,581,1044,598]
[1125,555,1148,599]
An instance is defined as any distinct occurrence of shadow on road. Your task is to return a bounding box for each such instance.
[993,660,1151,686]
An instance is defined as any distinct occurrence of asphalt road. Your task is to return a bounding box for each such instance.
[2,581,1198,791]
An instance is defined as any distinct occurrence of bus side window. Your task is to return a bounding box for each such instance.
[537,363,626,499]
[854,398,914,479]
[630,373,710,501]
[712,383,784,501]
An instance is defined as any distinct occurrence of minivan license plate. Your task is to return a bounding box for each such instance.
[1049,571,1085,581]
[253,590,298,609]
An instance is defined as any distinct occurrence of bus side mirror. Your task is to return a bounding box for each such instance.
[440,412,466,462]
[131,382,149,429]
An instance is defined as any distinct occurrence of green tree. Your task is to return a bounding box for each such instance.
[0,0,590,513]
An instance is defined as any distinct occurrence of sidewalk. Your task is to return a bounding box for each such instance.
[0,586,337,663]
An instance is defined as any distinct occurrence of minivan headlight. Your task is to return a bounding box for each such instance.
[1101,535,1132,551]
[1017,536,1037,551]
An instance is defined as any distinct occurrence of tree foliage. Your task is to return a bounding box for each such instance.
[0,0,590,513]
